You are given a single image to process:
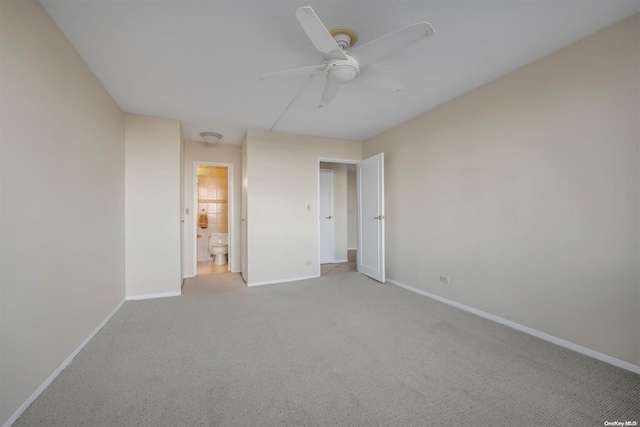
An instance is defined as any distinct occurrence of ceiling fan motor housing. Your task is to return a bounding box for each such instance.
[333,33,352,49]
[330,28,359,49]
[326,55,360,83]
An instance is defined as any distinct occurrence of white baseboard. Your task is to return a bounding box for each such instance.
[386,278,640,375]
[347,247,357,251]
[126,291,181,301]
[231,269,241,274]
[3,298,126,427]
[248,274,320,287]
[333,258,349,263]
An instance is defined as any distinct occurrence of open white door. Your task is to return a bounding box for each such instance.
[357,153,385,282]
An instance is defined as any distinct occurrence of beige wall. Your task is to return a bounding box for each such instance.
[364,14,640,365]
[0,1,125,424]
[125,114,182,297]
[347,171,357,249]
[320,162,348,261]
[182,140,242,276]
[245,129,362,285]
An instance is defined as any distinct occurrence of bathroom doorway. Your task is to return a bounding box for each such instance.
[194,162,233,275]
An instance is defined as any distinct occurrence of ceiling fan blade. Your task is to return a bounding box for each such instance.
[319,79,342,108]
[296,6,348,61]
[359,66,404,92]
[348,22,435,67]
[260,64,325,80]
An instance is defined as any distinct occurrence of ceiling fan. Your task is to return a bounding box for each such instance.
[260,6,435,108]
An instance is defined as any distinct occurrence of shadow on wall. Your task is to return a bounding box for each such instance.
[196,165,228,262]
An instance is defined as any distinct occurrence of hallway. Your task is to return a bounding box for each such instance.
[320,250,357,276]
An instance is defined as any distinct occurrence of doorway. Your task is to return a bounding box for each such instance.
[318,161,358,276]
[318,155,385,282]
[194,162,234,275]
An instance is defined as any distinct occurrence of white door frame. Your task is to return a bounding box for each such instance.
[193,161,234,275]
[317,158,359,276]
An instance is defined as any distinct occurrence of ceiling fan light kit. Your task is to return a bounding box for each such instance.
[326,56,359,83]
[260,6,435,108]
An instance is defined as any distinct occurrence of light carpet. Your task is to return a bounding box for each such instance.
[15,272,640,426]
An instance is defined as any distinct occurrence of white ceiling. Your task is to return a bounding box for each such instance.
[41,0,638,145]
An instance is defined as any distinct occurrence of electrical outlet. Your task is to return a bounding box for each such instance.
[439,276,449,284]
[305,261,312,266]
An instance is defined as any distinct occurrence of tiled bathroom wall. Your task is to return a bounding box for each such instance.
[196,165,228,262]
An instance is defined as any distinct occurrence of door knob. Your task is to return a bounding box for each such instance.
[326,216,333,219]
[374,215,385,220]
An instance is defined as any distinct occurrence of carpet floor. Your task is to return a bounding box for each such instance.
[15,272,640,426]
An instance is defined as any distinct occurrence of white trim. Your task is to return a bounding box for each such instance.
[231,269,242,274]
[333,258,349,263]
[347,247,357,250]
[183,274,196,279]
[318,158,360,164]
[2,298,126,427]
[126,291,181,301]
[247,274,320,287]
[386,278,640,375]
[192,162,234,276]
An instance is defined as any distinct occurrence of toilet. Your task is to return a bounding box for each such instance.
[208,233,229,265]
